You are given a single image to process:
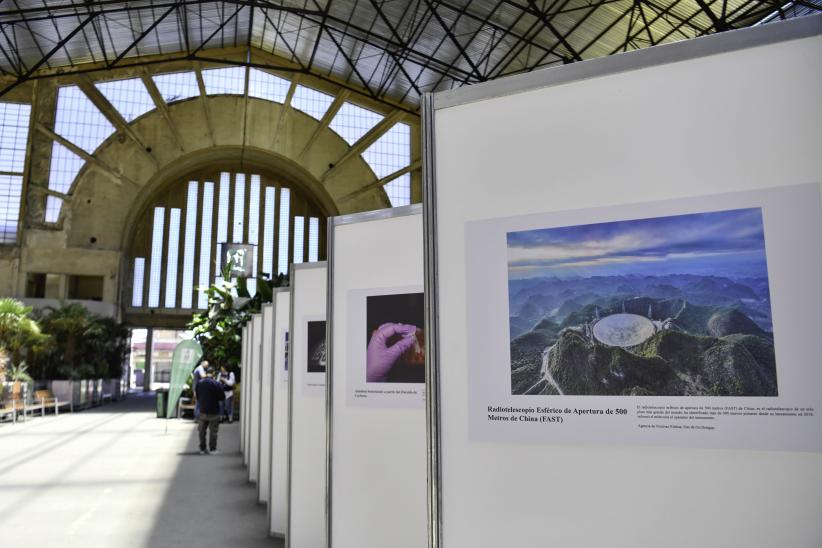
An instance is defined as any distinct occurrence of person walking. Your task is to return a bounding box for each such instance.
[218,365,236,423]
[192,360,208,421]
[195,367,225,455]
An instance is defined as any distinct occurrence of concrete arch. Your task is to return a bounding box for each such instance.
[65,95,389,251]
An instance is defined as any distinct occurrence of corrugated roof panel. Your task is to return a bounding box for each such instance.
[0,0,815,106]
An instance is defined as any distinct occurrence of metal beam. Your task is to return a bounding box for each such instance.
[0,13,96,96]
[322,24,379,98]
[423,0,486,80]
[695,0,734,31]
[109,3,178,69]
[525,0,583,61]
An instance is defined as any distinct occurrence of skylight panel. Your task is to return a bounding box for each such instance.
[54,85,114,153]
[0,102,32,172]
[0,175,23,244]
[95,78,155,122]
[291,85,334,120]
[384,174,411,208]
[152,72,200,103]
[248,69,290,103]
[47,141,85,195]
[202,67,246,95]
[329,102,383,145]
[362,122,411,207]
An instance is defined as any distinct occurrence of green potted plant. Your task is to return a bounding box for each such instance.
[0,299,47,408]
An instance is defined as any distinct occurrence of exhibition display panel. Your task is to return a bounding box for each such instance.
[269,288,291,538]
[244,315,256,477]
[258,303,275,504]
[248,313,263,483]
[286,262,328,548]
[326,205,427,548]
[240,324,248,461]
[424,17,822,548]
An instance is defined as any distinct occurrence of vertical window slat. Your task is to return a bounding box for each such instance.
[147,207,165,308]
[164,208,181,308]
[180,182,198,309]
[262,187,276,279]
[246,174,261,296]
[132,257,145,307]
[233,173,245,244]
[198,182,215,309]
[308,217,319,262]
[215,172,230,268]
[293,216,305,264]
[133,173,329,311]
[277,188,291,275]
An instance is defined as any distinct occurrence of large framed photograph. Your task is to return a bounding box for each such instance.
[507,208,777,398]
[463,184,822,451]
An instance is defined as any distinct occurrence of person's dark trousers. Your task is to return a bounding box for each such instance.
[198,413,221,452]
[224,395,233,423]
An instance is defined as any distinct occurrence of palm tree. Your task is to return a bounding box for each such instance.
[0,298,47,379]
[39,303,104,379]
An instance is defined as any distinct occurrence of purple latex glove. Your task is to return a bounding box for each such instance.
[366,322,417,382]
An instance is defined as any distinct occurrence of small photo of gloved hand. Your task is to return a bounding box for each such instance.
[365,293,425,384]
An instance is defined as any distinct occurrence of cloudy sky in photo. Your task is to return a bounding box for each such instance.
[507,207,769,279]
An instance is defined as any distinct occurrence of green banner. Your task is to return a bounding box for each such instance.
[166,339,203,419]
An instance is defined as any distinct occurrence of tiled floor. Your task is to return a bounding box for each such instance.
[0,392,280,548]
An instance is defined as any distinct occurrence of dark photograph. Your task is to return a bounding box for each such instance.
[284,330,289,372]
[306,321,326,374]
[366,292,425,383]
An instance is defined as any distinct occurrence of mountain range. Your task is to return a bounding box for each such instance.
[509,275,777,397]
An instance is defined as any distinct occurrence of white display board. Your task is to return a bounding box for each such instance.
[425,18,822,548]
[240,324,248,461]
[287,262,327,548]
[327,206,427,548]
[248,313,263,484]
[258,303,275,504]
[269,288,291,538]
[243,323,253,465]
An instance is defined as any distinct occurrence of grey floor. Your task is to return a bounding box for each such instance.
[0,392,282,548]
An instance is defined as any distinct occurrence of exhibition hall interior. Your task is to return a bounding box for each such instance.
[0,2,820,547]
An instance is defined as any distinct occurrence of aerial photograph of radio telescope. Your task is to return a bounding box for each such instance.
[506,207,778,397]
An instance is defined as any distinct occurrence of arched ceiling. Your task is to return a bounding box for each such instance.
[1,0,819,107]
